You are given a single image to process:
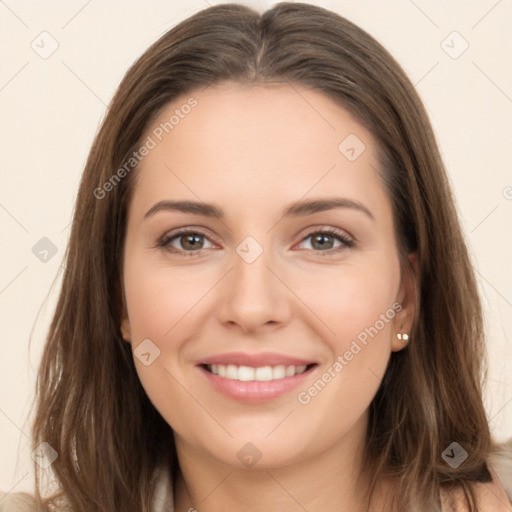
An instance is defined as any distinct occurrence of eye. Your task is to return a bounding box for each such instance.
[296,228,354,255]
[158,228,216,255]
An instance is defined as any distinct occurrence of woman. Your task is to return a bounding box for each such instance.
[1,2,510,511]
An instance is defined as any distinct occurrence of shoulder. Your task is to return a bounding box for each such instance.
[440,473,511,512]
[472,477,511,511]
[440,440,512,512]
[0,491,41,512]
[488,439,512,504]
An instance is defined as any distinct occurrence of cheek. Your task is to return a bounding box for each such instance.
[293,257,400,406]
[290,274,398,455]
[298,257,400,348]
[122,260,201,435]
[122,251,225,428]
[123,253,215,342]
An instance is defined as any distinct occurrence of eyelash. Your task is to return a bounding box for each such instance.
[156,227,355,257]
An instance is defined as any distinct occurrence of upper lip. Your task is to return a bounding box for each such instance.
[197,351,317,367]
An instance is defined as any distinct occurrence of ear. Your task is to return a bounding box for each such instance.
[391,252,418,352]
[120,291,131,343]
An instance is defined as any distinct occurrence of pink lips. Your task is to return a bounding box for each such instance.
[196,351,317,404]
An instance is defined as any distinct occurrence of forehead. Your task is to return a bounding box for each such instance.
[131,81,389,220]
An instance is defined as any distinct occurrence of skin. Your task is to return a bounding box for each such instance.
[120,81,418,511]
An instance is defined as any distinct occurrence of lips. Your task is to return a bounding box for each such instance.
[196,351,318,403]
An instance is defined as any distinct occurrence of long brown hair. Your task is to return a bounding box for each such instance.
[32,3,497,510]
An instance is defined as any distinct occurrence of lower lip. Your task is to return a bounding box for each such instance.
[198,365,315,404]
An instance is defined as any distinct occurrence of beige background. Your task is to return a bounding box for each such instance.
[1,0,511,495]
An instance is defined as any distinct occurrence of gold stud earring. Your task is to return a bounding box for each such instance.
[397,333,409,343]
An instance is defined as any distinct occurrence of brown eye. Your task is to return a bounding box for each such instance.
[177,233,205,251]
[297,228,354,254]
[309,233,336,250]
[159,229,215,254]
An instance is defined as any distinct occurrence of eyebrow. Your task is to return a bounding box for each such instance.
[144,197,374,221]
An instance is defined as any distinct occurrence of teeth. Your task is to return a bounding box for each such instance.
[226,364,238,379]
[272,365,286,379]
[238,366,255,381]
[208,363,310,381]
[286,365,296,377]
[255,366,273,381]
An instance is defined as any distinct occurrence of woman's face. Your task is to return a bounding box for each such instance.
[121,81,416,470]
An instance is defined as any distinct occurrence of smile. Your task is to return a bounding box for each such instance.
[196,352,318,403]
[205,363,312,381]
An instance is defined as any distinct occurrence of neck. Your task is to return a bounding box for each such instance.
[173,416,381,512]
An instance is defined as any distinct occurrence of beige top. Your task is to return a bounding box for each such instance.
[151,466,174,512]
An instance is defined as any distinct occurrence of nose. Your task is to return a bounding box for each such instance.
[217,243,292,334]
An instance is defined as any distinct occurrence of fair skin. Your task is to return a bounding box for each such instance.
[119,82,508,511]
